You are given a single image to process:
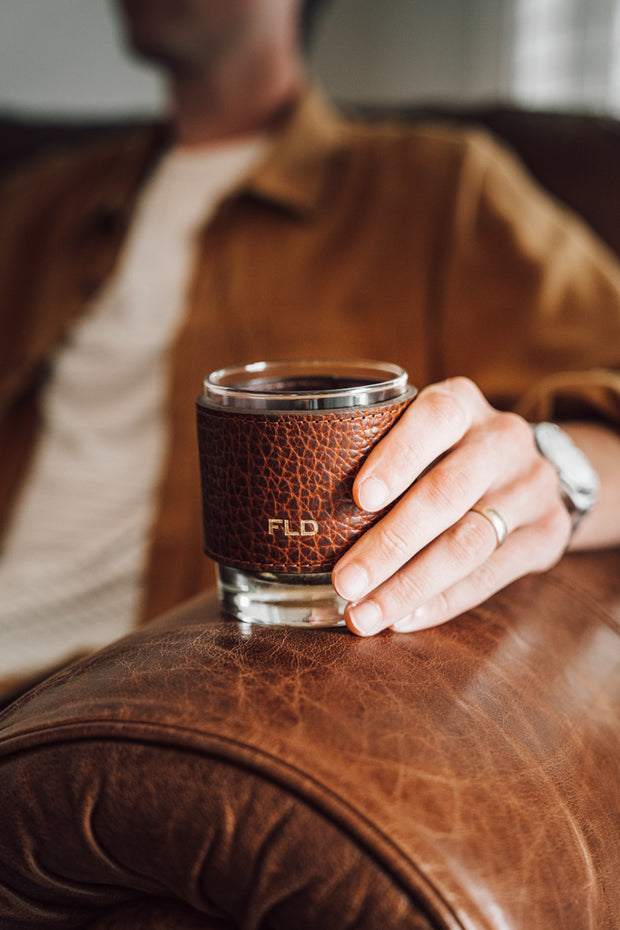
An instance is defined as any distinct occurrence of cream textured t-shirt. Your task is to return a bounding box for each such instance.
[0,136,269,683]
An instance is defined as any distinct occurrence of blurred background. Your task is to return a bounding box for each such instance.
[0,0,619,119]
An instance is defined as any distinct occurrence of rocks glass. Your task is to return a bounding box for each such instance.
[196,359,416,627]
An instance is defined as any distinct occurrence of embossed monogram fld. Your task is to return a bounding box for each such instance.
[268,519,319,537]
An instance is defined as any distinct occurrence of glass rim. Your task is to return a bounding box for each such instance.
[200,358,413,410]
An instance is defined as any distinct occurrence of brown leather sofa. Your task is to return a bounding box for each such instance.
[0,551,618,929]
[0,107,619,928]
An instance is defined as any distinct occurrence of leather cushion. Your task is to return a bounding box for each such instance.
[0,551,619,929]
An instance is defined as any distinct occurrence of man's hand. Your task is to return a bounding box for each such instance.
[332,377,572,636]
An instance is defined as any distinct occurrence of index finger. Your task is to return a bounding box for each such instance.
[355,377,486,512]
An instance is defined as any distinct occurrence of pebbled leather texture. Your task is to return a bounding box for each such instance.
[196,390,416,572]
[0,551,618,929]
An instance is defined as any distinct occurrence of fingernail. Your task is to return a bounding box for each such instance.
[333,562,368,601]
[358,475,388,511]
[391,604,433,633]
[348,600,382,636]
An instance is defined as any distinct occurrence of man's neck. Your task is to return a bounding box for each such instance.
[169,57,307,147]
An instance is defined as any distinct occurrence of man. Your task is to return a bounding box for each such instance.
[0,0,619,697]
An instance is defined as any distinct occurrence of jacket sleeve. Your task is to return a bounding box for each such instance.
[434,129,620,429]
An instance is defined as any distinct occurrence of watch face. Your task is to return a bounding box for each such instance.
[534,422,600,512]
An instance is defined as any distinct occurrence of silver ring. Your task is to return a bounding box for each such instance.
[471,505,508,548]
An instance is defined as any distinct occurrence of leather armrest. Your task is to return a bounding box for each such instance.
[0,551,618,929]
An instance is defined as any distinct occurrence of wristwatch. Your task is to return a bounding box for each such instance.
[531,422,600,532]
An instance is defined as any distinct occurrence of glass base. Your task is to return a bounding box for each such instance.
[217,565,346,628]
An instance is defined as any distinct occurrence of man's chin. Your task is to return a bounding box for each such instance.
[119,23,208,74]
[115,0,195,66]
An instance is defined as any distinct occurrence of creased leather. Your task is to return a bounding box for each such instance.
[196,390,415,572]
[0,551,618,929]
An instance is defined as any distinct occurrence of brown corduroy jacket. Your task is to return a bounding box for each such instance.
[1,90,620,625]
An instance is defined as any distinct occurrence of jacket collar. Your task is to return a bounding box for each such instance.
[232,87,348,217]
[85,87,347,225]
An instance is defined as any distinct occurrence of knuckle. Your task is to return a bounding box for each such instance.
[470,557,500,593]
[375,521,414,562]
[420,383,470,435]
[541,459,562,496]
[448,515,492,564]
[538,548,562,573]
[531,536,564,573]
[476,411,529,462]
[520,444,559,497]
[545,506,572,553]
[445,376,487,414]
[529,455,565,510]
[499,410,531,444]
[444,375,480,399]
[425,466,470,512]
[523,509,570,574]
[390,569,429,609]
[530,451,550,482]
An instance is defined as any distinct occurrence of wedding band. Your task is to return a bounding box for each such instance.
[471,505,508,548]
